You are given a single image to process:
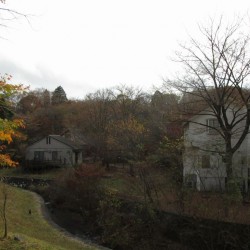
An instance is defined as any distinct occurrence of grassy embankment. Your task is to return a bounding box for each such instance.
[0,184,98,250]
[0,167,64,180]
[2,166,250,225]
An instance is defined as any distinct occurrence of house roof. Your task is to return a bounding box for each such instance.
[181,87,250,126]
[27,135,87,151]
[49,135,86,150]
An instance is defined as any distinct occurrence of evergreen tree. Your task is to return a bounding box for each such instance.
[51,86,68,105]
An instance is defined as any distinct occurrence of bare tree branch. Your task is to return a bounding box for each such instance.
[0,1,31,39]
[169,16,250,181]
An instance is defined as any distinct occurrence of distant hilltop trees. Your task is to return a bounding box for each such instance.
[51,86,68,105]
[17,85,68,114]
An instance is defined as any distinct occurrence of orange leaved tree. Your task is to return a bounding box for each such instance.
[0,74,25,239]
[0,74,25,167]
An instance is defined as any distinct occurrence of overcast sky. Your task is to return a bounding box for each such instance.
[0,0,249,99]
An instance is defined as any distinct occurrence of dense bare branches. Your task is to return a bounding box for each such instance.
[174,18,250,88]
[169,17,250,180]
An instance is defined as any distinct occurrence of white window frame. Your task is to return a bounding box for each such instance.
[206,118,219,134]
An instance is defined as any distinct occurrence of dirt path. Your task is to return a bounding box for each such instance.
[30,190,110,250]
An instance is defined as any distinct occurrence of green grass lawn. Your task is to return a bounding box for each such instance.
[0,167,65,180]
[0,184,99,250]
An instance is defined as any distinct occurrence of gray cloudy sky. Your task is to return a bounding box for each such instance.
[0,0,249,98]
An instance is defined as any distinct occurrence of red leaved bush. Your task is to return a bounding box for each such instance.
[49,164,104,212]
[74,163,104,178]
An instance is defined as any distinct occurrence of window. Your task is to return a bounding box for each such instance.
[247,156,250,167]
[206,118,219,134]
[52,151,58,161]
[210,156,219,169]
[46,136,51,144]
[34,151,44,161]
[185,174,197,188]
[196,155,211,168]
[238,155,247,165]
[202,155,211,168]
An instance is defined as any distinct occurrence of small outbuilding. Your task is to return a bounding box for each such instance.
[25,135,86,168]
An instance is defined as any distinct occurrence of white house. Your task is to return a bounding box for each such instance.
[183,108,250,192]
[25,135,87,167]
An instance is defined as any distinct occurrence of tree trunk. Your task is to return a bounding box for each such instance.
[2,192,7,239]
[225,151,233,182]
[225,135,234,189]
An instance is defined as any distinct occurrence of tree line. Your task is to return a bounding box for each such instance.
[13,84,182,170]
[2,13,250,193]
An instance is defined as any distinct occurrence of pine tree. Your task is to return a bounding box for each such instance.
[51,86,68,105]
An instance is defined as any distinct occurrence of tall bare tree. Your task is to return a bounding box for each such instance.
[169,17,250,187]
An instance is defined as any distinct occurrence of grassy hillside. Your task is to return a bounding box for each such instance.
[0,184,98,250]
[0,167,64,180]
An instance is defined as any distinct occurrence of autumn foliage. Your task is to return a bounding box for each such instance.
[0,75,26,167]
